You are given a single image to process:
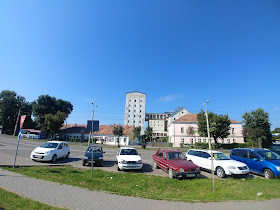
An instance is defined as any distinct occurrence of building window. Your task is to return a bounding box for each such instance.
[232,128,235,134]
[135,100,136,102]
[140,110,142,112]
[190,139,194,145]
[198,139,201,143]
[129,110,130,112]
[128,120,129,123]
[181,127,184,133]
[129,99,131,102]
[222,139,224,144]
[233,139,236,143]
[140,100,142,102]
[174,118,176,120]
[140,105,142,107]
[181,138,184,143]
[203,139,206,143]
[134,115,135,117]
[134,121,135,123]
[227,139,230,144]
[139,121,141,123]
[128,115,130,117]
[134,105,136,107]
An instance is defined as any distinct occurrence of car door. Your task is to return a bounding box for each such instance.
[201,152,211,170]
[56,143,64,158]
[161,152,169,172]
[247,151,263,174]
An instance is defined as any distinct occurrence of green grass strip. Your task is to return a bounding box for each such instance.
[0,187,65,210]
[2,166,280,202]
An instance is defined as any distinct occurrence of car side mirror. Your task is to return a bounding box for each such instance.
[253,158,258,161]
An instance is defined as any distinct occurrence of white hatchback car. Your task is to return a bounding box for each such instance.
[116,147,143,171]
[30,141,70,162]
[186,149,249,178]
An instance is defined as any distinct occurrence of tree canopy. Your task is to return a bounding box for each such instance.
[197,110,231,144]
[32,95,73,131]
[112,125,124,147]
[242,108,271,148]
[45,111,67,139]
[0,90,33,134]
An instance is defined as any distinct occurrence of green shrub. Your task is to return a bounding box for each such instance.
[167,142,173,147]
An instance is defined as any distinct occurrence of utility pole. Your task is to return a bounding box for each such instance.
[91,102,95,176]
[204,100,215,191]
[13,108,21,137]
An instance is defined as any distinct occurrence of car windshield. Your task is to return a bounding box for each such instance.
[214,153,231,160]
[87,147,102,153]
[40,142,58,148]
[120,149,138,155]
[167,152,186,160]
[271,144,280,151]
[257,151,280,160]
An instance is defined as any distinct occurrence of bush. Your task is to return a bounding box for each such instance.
[194,142,252,150]
[69,138,80,142]
[167,142,173,147]
[180,143,184,148]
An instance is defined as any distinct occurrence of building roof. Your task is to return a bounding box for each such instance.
[175,114,241,123]
[125,90,146,95]
[168,107,190,118]
[60,124,134,135]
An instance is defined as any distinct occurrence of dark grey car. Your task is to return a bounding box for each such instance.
[270,143,280,155]
[82,146,105,167]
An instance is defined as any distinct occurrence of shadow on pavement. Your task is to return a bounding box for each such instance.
[54,158,82,164]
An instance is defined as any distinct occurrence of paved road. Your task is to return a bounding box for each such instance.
[0,134,217,179]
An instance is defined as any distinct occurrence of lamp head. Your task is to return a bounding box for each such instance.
[206,100,209,103]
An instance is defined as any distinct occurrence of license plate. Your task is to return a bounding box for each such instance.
[88,161,95,163]
[186,174,196,177]
[127,164,135,167]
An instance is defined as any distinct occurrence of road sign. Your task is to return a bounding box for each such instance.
[87,120,99,132]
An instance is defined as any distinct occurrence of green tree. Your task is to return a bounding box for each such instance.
[133,126,141,145]
[186,126,197,148]
[32,95,73,131]
[112,125,124,147]
[0,90,34,134]
[272,128,280,133]
[45,111,67,139]
[142,126,153,149]
[242,108,271,148]
[197,110,231,144]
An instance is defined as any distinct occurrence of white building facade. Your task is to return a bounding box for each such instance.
[124,91,146,135]
[169,113,245,147]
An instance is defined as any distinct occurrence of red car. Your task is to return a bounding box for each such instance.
[152,149,201,179]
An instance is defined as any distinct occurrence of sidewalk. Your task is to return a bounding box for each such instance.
[1,169,279,210]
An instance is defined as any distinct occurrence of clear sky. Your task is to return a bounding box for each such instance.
[0,0,280,130]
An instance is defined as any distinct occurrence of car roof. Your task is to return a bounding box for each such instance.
[46,141,67,144]
[158,149,182,153]
[232,148,269,152]
[188,149,222,153]
[120,147,136,150]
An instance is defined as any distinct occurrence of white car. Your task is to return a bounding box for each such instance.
[186,149,249,178]
[30,141,70,162]
[116,147,143,171]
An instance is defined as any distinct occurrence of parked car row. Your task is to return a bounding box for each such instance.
[30,141,280,179]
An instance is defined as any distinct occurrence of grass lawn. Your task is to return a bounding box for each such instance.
[2,166,280,202]
[0,187,65,210]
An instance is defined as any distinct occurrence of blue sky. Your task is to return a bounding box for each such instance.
[0,0,280,130]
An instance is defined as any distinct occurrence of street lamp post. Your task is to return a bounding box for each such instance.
[91,102,95,176]
[203,100,215,191]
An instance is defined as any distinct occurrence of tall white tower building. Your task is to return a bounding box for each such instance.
[124,91,146,135]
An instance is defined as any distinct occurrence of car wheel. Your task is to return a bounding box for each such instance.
[216,167,226,178]
[117,166,121,171]
[116,160,118,164]
[66,152,70,159]
[168,168,174,179]
[51,155,57,163]
[263,169,274,179]
[153,161,158,169]
[99,161,103,167]
[82,162,86,166]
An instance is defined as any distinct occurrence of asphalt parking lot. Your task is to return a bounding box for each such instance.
[0,134,260,179]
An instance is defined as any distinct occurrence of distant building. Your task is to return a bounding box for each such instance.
[145,107,190,140]
[168,113,244,147]
[124,90,146,135]
[59,124,134,146]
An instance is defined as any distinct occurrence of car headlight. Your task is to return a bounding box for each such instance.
[83,156,89,160]
[228,166,237,169]
[179,168,184,172]
[137,160,142,164]
[276,166,280,171]
[121,159,127,164]
[99,157,103,160]
[45,151,52,155]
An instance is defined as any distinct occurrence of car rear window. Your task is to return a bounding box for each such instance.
[187,150,195,155]
[271,144,280,151]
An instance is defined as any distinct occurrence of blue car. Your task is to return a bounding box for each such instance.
[230,148,280,179]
